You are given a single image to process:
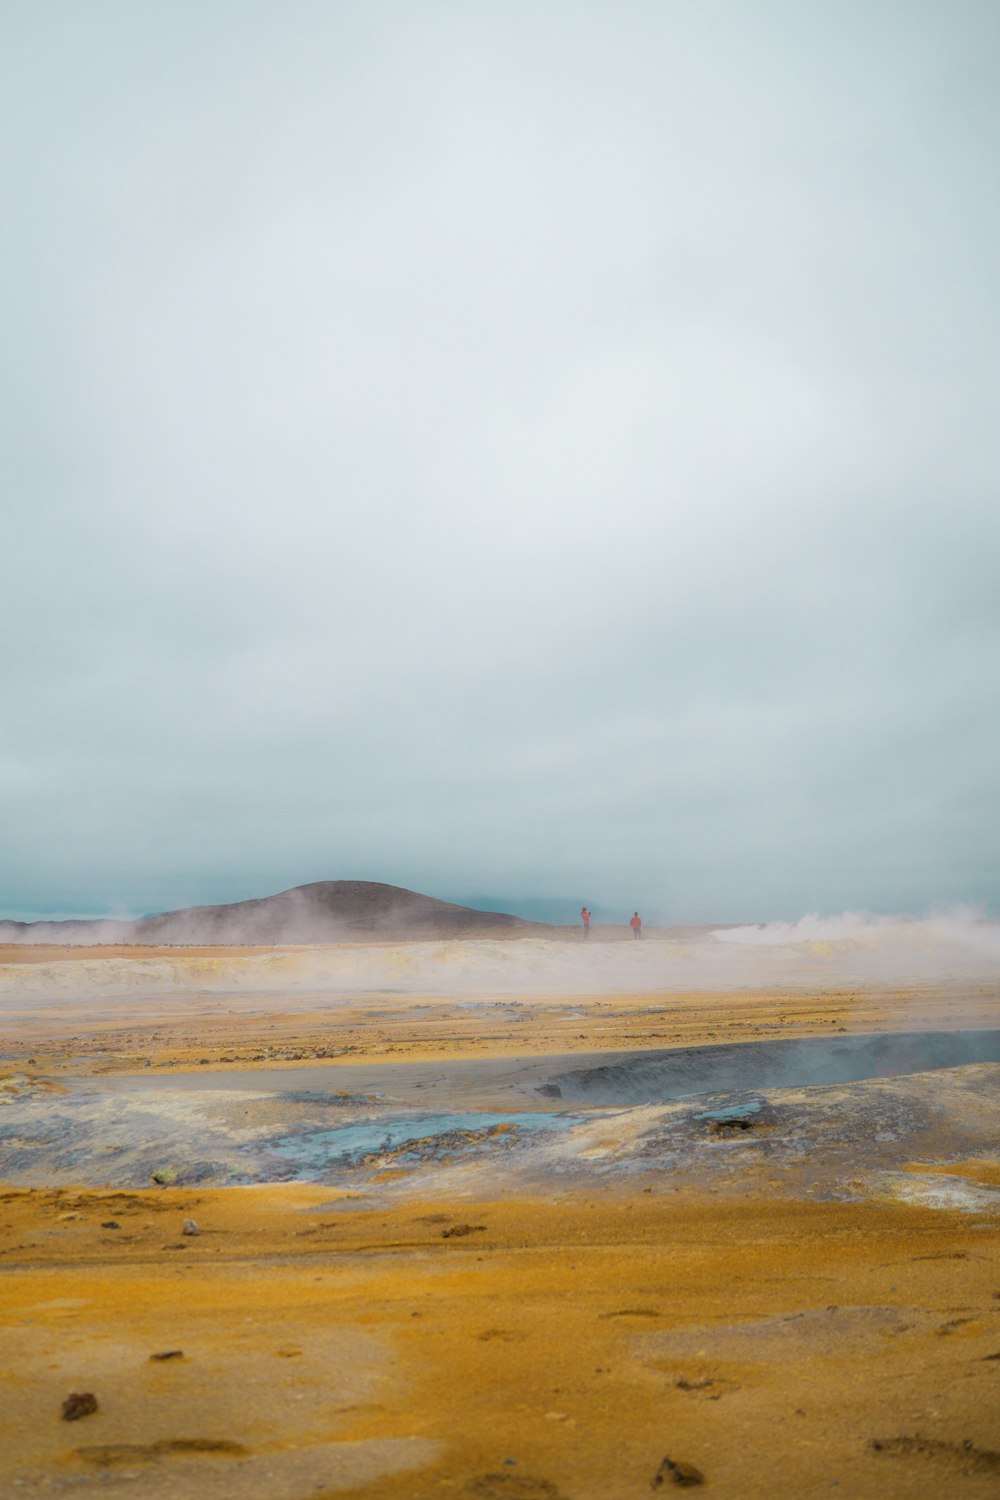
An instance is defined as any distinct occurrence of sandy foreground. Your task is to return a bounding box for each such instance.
[1,934,999,1498]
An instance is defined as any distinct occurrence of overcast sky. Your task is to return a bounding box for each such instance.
[3,1,999,924]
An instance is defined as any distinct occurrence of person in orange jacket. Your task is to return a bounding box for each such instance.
[581,906,592,939]
[629,912,642,939]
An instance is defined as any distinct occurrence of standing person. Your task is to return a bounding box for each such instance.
[630,912,642,939]
[581,906,592,939]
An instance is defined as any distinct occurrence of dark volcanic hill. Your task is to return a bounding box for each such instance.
[0,882,550,945]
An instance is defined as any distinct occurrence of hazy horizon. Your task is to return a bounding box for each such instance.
[4,3,998,925]
[2,878,997,932]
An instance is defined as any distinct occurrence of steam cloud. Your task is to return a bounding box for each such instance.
[2,910,998,1016]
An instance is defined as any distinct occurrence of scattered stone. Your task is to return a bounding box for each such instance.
[149,1350,183,1361]
[181,1219,199,1236]
[466,1473,563,1498]
[151,1168,178,1186]
[696,1098,773,1134]
[62,1392,98,1421]
[100,1221,120,1230]
[653,1455,705,1487]
[869,1436,1000,1474]
[599,1308,663,1320]
[364,1123,515,1167]
[536,1084,562,1099]
[75,1438,245,1465]
[442,1223,486,1238]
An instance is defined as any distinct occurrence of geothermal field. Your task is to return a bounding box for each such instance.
[1,910,999,1499]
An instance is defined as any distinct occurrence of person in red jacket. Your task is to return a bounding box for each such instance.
[581,906,592,939]
[629,912,642,939]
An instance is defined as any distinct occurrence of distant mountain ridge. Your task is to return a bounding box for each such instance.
[0,881,550,946]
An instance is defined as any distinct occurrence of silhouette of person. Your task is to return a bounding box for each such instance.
[581,906,591,939]
[630,912,642,939]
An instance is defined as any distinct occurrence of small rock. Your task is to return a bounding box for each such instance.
[150,1350,184,1361]
[62,1392,98,1421]
[151,1167,178,1186]
[441,1223,486,1238]
[653,1455,705,1487]
[101,1221,120,1230]
[181,1219,199,1236]
[467,1475,562,1498]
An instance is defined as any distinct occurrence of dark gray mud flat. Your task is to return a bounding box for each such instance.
[539,1029,1000,1105]
[4,1029,1000,1194]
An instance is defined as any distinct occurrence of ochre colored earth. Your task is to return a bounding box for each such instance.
[1,945,998,1498]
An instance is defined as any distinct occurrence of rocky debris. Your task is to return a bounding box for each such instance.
[100,1220,120,1229]
[653,1455,705,1487]
[62,1392,98,1421]
[937,1317,975,1335]
[181,1218,199,1236]
[599,1308,664,1320]
[869,1435,1000,1474]
[151,1167,178,1186]
[536,1084,563,1099]
[150,1350,184,1361]
[465,1473,564,1498]
[674,1375,739,1399]
[74,1438,246,1465]
[696,1098,775,1134]
[442,1223,487,1238]
[362,1122,517,1167]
